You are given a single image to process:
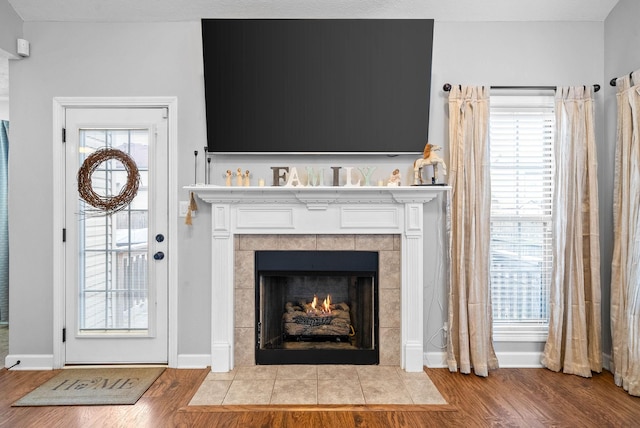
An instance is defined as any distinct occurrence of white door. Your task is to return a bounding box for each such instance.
[64,108,168,364]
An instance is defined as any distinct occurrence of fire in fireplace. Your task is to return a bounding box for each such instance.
[255,251,379,365]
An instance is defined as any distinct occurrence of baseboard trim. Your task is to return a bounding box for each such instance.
[424,351,543,369]
[5,354,210,371]
[5,351,609,372]
[424,352,447,368]
[496,351,543,368]
[177,354,210,369]
[5,354,54,370]
[602,352,612,372]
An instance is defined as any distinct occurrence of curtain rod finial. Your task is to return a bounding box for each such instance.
[443,83,452,92]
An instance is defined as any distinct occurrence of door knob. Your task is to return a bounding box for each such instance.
[153,251,165,260]
[155,234,165,242]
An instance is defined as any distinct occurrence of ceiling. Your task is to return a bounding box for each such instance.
[6,0,620,22]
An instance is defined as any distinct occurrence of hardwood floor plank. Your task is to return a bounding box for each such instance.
[1,367,639,428]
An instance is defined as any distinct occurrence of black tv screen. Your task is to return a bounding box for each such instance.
[202,19,434,154]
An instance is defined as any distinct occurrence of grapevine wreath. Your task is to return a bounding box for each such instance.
[77,148,140,213]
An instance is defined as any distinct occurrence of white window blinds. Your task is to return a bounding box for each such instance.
[489,91,554,326]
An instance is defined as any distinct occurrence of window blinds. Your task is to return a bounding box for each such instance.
[489,92,554,324]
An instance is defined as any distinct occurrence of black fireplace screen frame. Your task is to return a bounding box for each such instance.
[255,250,379,365]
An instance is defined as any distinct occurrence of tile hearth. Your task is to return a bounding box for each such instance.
[189,365,447,406]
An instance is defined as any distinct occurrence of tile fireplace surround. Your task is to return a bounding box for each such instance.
[187,186,448,373]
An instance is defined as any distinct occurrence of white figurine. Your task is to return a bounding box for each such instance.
[388,169,401,186]
[413,143,447,185]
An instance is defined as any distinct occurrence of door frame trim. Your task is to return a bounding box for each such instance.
[52,97,178,368]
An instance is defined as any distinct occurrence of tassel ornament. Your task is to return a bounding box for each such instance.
[189,191,198,212]
[185,206,193,225]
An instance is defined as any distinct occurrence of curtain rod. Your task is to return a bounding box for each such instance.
[442,83,601,93]
[609,71,634,87]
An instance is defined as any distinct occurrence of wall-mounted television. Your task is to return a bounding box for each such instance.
[201,19,434,154]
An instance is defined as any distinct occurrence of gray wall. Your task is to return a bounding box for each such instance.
[0,0,22,119]
[9,22,213,357]
[601,0,640,357]
[7,17,611,363]
[0,0,22,56]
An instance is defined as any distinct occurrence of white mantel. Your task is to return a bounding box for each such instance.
[186,185,449,372]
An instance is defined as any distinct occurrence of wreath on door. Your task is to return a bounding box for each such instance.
[77,148,140,214]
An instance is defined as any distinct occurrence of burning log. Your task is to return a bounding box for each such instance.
[283,300,351,337]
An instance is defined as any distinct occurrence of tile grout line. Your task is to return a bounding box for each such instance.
[223,368,242,405]
[396,368,416,405]
[220,380,231,406]
[224,368,238,405]
[268,373,276,405]
[356,366,367,405]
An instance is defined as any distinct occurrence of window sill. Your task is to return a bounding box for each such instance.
[493,323,548,342]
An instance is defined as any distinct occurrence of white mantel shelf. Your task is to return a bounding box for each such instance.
[185,185,449,207]
[185,184,449,373]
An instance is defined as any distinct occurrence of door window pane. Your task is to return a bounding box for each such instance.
[78,129,149,331]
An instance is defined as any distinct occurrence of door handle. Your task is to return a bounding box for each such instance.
[155,234,165,242]
[153,251,165,260]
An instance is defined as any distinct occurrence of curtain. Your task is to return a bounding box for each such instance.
[541,87,602,377]
[0,121,8,323]
[611,71,640,396]
[446,86,499,377]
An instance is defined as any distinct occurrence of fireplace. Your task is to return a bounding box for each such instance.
[255,250,379,365]
[186,185,448,372]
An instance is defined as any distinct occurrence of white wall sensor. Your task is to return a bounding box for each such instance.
[17,39,30,57]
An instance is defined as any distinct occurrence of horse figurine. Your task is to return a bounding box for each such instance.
[413,143,447,185]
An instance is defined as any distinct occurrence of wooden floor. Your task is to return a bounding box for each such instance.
[1,366,639,427]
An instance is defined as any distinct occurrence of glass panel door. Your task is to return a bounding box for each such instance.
[64,107,168,364]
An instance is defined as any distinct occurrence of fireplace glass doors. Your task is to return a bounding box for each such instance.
[255,251,379,365]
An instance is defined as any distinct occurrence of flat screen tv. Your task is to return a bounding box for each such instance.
[201,19,434,154]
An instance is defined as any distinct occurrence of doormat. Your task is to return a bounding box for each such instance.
[12,367,165,406]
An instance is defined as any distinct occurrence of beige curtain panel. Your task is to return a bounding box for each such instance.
[446,85,499,377]
[541,86,602,377]
[611,71,640,396]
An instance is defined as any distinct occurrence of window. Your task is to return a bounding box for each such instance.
[489,90,554,340]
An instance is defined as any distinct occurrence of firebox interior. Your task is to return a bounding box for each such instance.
[255,251,379,365]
